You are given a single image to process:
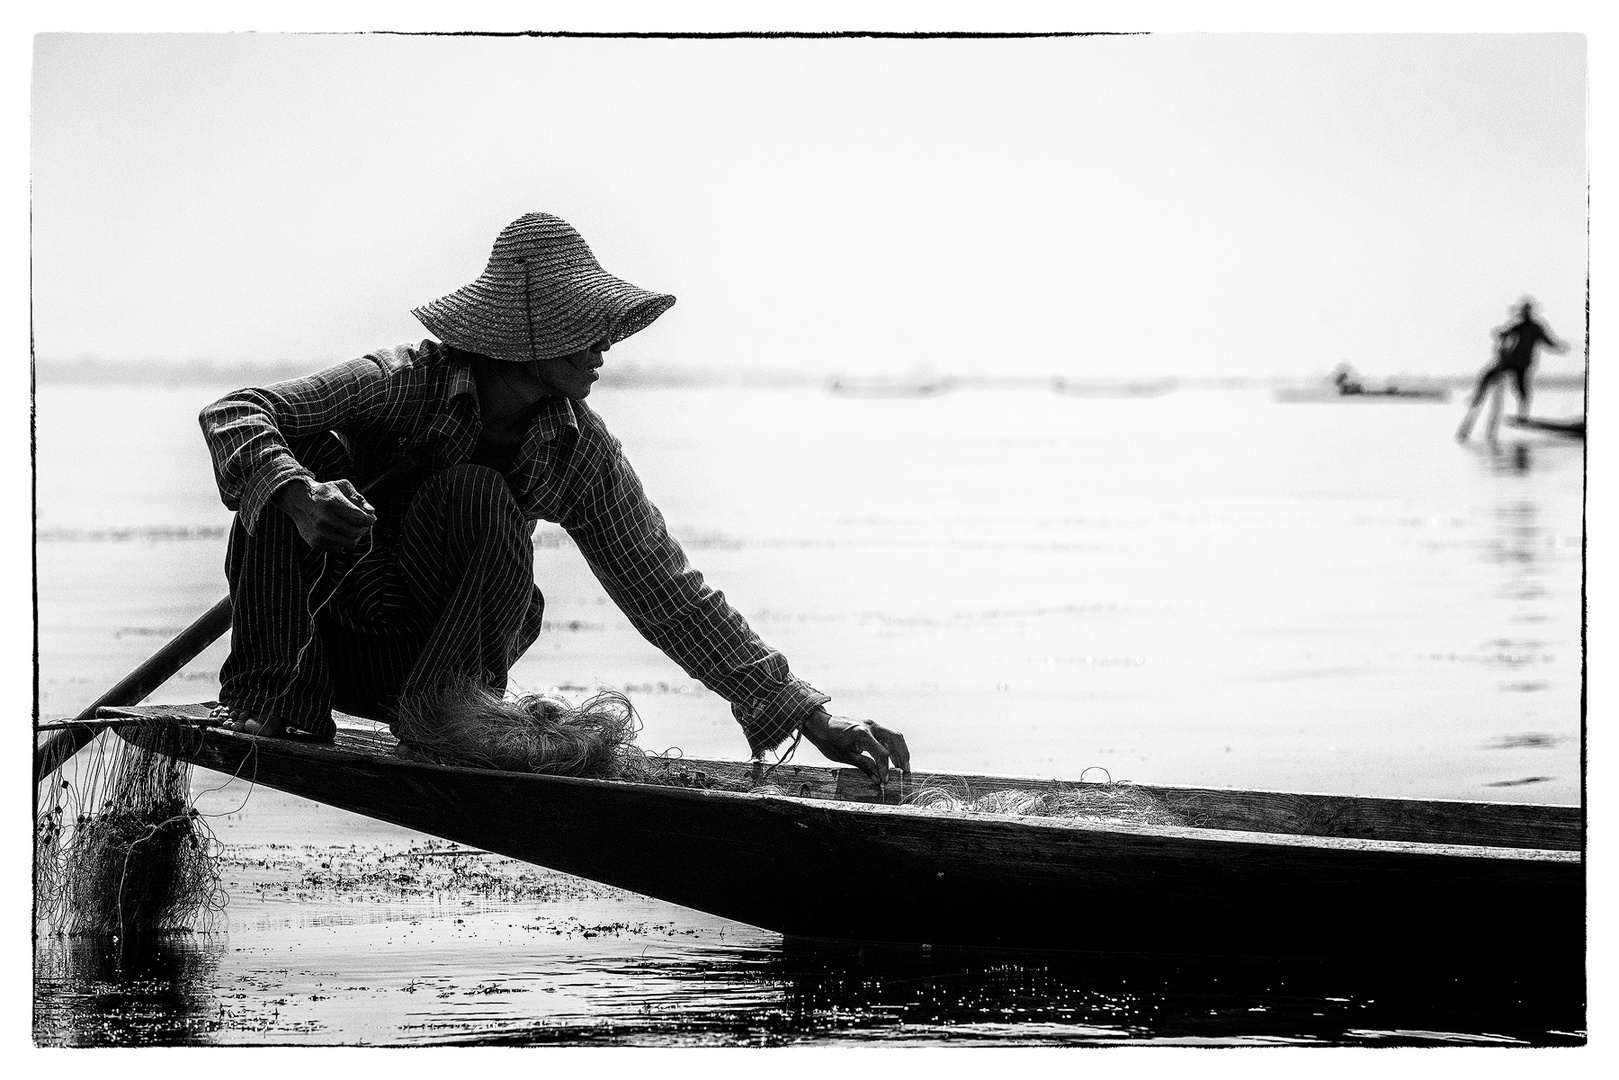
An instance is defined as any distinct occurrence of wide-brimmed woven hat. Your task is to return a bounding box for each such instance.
[413,213,676,363]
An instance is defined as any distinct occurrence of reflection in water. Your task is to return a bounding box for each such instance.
[1489,442,1534,476]
[1467,433,1581,789]
[34,933,226,1046]
[441,941,1584,1047]
[1493,500,1545,605]
[1477,441,1561,723]
[32,927,1584,1046]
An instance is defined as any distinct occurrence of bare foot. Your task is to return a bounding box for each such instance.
[209,703,334,742]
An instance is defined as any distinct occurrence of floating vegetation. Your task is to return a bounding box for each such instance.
[35,718,225,937]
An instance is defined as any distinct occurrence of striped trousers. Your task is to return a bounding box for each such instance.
[219,435,544,737]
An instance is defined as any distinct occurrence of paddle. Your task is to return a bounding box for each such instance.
[34,601,233,784]
[34,455,424,785]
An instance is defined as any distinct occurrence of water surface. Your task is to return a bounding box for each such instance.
[33,381,1586,1044]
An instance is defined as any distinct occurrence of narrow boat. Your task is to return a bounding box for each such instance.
[1277,366,1452,403]
[1274,385,1451,403]
[828,376,956,398]
[1506,415,1586,440]
[95,703,1582,964]
[1051,376,1178,398]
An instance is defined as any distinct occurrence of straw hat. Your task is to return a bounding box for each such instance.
[413,213,676,363]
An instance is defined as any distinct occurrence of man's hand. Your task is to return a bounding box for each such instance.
[275,477,377,551]
[798,707,911,786]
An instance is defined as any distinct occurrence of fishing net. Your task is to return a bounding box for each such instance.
[396,680,801,791]
[394,679,1181,826]
[395,676,656,780]
[902,782,1184,826]
[34,718,226,938]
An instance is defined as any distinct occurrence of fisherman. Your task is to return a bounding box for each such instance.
[199,212,910,784]
[1456,299,1570,441]
[1330,363,1366,395]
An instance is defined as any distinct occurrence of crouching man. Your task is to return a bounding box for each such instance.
[200,212,909,784]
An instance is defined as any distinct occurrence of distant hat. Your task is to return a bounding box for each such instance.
[413,213,675,363]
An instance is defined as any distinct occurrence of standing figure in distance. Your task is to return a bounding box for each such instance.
[1457,299,1570,442]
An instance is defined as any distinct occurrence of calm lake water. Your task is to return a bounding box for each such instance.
[33,378,1586,1045]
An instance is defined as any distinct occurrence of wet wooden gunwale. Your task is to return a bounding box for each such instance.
[97,704,1583,962]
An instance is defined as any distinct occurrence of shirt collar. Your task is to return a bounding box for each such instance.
[528,396,580,446]
[446,357,478,403]
[443,345,580,445]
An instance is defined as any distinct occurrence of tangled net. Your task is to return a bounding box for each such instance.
[395,677,660,780]
[35,718,226,938]
[393,680,1181,827]
[902,782,1183,826]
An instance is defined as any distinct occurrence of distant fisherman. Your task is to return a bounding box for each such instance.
[199,212,910,784]
[1457,299,1570,441]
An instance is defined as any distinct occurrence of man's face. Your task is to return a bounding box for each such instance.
[531,338,609,399]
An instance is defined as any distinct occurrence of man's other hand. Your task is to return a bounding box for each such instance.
[798,708,911,786]
[275,477,377,551]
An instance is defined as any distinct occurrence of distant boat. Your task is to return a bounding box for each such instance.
[1506,415,1585,440]
[828,376,956,398]
[1274,385,1452,403]
[1051,377,1178,398]
[1277,365,1451,403]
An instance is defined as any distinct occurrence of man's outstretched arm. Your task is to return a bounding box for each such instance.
[561,436,911,781]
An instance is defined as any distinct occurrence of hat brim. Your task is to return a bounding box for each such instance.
[413,266,675,363]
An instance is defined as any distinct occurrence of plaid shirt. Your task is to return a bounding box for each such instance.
[200,339,828,755]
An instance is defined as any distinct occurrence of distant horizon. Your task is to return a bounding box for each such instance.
[29,354,1589,391]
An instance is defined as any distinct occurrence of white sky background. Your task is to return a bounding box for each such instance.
[31,31,1587,379]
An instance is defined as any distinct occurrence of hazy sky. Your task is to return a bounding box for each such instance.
[31,32,1587,377]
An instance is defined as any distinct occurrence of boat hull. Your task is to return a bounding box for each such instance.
[827,378,956,398]
[95,706,1583,962]
[1506,416,1586,439]
[1052,377,1178,397]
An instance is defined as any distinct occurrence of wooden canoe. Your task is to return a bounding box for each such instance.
[1274,386,1452,403]
[95,703,1583,964]
[1051,376,1179,398]
[827,377,956,398]
[1506,415,1586,439]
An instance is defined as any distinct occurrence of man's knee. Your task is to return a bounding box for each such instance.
[408,465,526,550]
[423,464,517,513]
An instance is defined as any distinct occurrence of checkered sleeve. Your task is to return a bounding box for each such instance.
[560,442,829,757]
[198,354,410,534]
